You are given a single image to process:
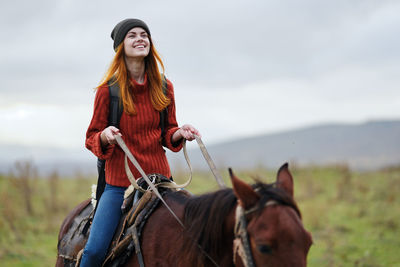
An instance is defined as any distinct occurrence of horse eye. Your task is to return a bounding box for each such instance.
[257,244,272,254]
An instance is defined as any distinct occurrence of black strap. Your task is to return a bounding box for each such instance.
[108,79,123,127]
[95,79,123,202]
[160,75,168,146]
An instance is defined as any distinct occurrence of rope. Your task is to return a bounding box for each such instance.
[233,206,255,267]
[116,135,185,227]
[123,138,193,191]
[194,134,226,189]
[234,200,278,267]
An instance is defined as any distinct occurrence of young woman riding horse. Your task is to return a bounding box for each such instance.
[81,18,200,266]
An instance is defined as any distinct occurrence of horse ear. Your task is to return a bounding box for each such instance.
[229,168,260,209]
[276,163,294,197]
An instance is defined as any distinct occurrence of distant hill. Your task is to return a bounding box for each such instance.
[167,120,400,171]
[1,120,399,176]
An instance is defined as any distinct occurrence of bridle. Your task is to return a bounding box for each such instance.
[233,200,278,267]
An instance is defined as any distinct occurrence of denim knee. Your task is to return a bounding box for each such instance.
[81,245,106,267]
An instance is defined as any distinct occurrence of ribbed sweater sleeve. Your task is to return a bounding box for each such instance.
[163,80,183,152]
[85,85,116,160]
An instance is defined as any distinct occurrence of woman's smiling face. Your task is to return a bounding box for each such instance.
[123,27,150,59]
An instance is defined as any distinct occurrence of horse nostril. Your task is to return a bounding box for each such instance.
[257,244,272,254]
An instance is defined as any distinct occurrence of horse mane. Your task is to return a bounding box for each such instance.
[179,181,301,266]
[180,188,236,266]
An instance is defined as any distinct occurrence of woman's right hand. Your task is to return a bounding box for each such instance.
[100,126,122,146]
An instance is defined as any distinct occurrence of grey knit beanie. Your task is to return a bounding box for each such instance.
[111,18,151,51]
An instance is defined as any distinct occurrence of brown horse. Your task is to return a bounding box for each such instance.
[57,163,312,266]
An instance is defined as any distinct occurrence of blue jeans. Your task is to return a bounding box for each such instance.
[80,184,126,267]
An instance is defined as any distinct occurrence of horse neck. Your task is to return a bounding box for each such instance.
[180,189,239,266]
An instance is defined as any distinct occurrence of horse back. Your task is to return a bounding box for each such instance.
[124,190,190,266]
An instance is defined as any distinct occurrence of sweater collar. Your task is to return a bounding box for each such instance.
[130,74,148,93]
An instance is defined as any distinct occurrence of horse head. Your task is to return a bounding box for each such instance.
[230,163,313,267]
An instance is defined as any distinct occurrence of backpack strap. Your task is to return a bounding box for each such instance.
[95,79,123,202]
[160,75,169,146]
[108,78,123,127]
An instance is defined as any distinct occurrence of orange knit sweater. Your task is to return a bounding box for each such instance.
[85,76,182,187]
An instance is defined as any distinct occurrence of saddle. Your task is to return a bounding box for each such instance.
[57,174,182,267]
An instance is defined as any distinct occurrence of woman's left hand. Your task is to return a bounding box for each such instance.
[173,124,201,142]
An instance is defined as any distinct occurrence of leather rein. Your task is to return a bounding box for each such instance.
[233,200,278,267]
[116,135,187,227]
[115,135,220,267]
[115,133,226,223]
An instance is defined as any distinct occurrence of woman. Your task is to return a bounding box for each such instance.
[81,18,200,266]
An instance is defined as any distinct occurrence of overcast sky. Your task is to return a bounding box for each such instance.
[1,0,399,150]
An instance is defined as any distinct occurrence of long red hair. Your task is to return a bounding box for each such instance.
[98,37,170,115]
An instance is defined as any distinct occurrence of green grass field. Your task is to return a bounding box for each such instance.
[0,162,399,266]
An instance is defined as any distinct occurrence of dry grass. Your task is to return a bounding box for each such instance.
[0,161,399,266]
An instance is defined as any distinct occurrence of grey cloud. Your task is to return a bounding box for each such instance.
[0,0,399,103]
[1,0,399,148]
